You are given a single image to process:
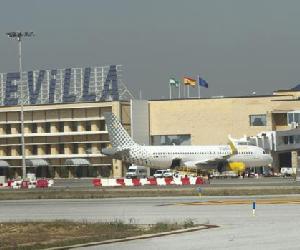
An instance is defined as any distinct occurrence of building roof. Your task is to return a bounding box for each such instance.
[275,84,300,92]
[149,94,291,102]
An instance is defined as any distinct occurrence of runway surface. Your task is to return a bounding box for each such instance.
[1,196,300,249]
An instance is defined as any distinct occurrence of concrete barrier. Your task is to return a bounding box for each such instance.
[92,177,205,187]
[0,179,54,189]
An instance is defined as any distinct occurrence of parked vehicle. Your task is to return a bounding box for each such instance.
[262,167,274,177]
[125,165,148,179]
[153,169,173,178]
[163,169,173,178]
[210,170,238,178]
[280,167,295,177]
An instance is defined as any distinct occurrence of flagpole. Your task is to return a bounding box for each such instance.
[169,84,172,99]
[198,75,201,98]
[178,84,181,99]
[186,85,188,98]
[187,85,190,98]
[183,84,186,98]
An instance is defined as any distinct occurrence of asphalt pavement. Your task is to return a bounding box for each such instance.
[1,196,300,249]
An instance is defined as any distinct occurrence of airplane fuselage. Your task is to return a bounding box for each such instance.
[102,112,273,172]
[119,144,272,170]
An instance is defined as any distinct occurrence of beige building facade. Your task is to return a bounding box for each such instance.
[1,90,300,178]
[0,101,130,178]
[149,91,300,172]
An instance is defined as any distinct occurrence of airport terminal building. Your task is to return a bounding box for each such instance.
[1,65,300,178]
[149,91,300,174]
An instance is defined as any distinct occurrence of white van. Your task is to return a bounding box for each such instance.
[153,169,173,178]
[280,167,295,177]
[125,165,148,179]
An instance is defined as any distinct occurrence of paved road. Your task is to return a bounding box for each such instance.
[1,196,300,249]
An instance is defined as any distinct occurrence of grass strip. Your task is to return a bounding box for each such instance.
[1,186,300,200]
[0,219,209,250]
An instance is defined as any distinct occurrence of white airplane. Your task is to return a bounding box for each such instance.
[102,112,273,173]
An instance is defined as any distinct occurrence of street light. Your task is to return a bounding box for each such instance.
[6,31,35,179]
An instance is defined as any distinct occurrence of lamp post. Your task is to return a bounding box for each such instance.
[6,31,34,179]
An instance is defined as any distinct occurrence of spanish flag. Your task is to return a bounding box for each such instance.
[183,77,196,86]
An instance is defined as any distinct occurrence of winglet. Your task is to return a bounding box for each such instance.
[228,135,238,155]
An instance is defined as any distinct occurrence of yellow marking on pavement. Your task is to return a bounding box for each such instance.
[177,199,300,206]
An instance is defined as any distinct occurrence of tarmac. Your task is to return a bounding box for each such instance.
[1,196,300,249]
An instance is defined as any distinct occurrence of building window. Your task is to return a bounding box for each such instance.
[249,115,266,126]
[45,144,51,154]
[16,124,21,134]
[45,122,51,133]
[100,120,106,131]
[5,124,11,134]
[5,147,11,155]
[73,144,78,154]
[58,122,64,132]
[85,121,91,131]
[71,121,77,132]
[59,144,64,154]
[151,135,191,145]
[273,113,287,126]
[32,145,38,155]
[287,112,300,124]
[294,113,300,123]
[31,123,37,133]
[288,113,294,124]
[85,143,92,154]
[282,135,300,145]
[16,146,21,155]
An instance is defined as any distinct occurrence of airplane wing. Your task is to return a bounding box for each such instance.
[183,156,229,169]
[182,136,238,169]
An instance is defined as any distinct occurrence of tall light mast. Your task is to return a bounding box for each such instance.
[6,31,35,179]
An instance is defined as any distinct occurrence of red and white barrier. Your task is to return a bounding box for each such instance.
[0,179,54,189]
[92,176,205,187]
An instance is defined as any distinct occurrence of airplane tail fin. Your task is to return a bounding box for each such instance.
[228,135,238,155]
[103,112,136,149]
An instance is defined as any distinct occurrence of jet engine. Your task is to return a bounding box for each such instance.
[227,162,246,173]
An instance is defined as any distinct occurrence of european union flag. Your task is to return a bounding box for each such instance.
[198,76,208,88]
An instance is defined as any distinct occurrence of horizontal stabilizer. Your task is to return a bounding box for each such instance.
[102,148,118,156]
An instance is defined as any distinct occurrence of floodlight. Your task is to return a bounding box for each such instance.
[5,31,35,179]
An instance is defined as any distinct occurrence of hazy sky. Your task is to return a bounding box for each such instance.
[1,0,300,99]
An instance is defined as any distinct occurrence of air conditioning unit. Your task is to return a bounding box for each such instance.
[290,122,298,129]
